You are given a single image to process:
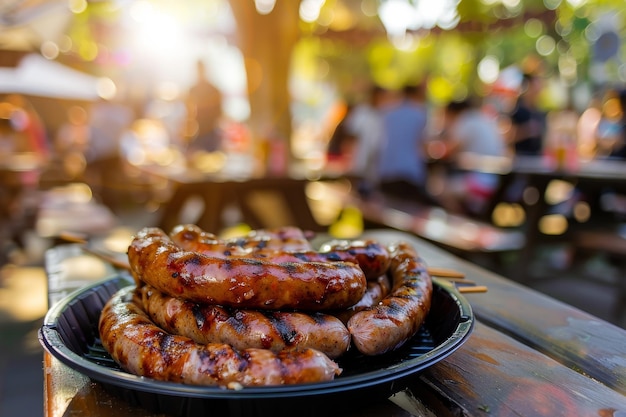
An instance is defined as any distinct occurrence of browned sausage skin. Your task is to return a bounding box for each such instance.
[332,274,392,324]
[128,227,367,311]
[138,284,351,359]
[99,286,341,387]
[227,226,314,251]
[347,242,433,356]
[171,225,313,254]
[170,224,390,280]
[316,239,391,280]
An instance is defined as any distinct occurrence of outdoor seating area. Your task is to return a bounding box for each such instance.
[2,1,626,416]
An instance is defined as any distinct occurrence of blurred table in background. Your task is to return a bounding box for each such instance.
[35,183,118,240]
[454,154,626,283]
[136,160,327,234]
[455,154,626,219]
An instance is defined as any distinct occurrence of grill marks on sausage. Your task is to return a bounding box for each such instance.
[283,262,298,276]
[138,283,351,358]
[99,286,341,386]
[128,227,366,311]
[172,224,313,254]
[169,224,390,280]
[346,242,433,356]
[265,311,299,345]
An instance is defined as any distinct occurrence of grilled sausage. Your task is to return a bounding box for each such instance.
[128,227,367,311]
[332,274,392,324]
[316,239,391,280]
[99,286,341,387]
[225,225,314,251]
[170,224,390,280]
[347,242,433,356]
[138,284,351,359]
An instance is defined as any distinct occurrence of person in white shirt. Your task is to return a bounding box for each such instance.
[439,98,509,215]
[343,85,387,196]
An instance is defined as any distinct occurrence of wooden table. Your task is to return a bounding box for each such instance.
[41,230,626,417]
[453,154,626,218]
[453,154,626,279]
[508,156,626,277]
[136,162,325,234]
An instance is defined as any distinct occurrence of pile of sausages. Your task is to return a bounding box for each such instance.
[98,224,433,389]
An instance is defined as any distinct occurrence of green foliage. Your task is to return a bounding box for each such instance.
[297,0,625,103]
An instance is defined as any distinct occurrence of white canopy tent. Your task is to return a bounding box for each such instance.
[0,53,102,101]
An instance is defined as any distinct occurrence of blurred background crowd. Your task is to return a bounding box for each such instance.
[1,1,626,414]
[1,0,625,265]
[0,0,624,220]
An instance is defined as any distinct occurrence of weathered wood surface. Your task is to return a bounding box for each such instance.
[353,193,525,253]
[418,322,626,416]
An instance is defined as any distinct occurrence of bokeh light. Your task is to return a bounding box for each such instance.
[539,214,569,235]
[536,35,556,56]
[300,0,325,23]
[255,0,276,15]
[478,55,500,84]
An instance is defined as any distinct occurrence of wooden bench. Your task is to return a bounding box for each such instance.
[352,194,524,254]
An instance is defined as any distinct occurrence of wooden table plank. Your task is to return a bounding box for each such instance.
[461,266,626,396]
[415,322,626,417]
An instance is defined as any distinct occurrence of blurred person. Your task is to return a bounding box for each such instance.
[376,84,436,205]
[438,98,509,215]
[0,94,49,162]
[54,105,90,179]
[508,73,546,155]
[596,87,626,159]
[144,86,187,150]
[341,85,387,196]
[325,101,356,171]
[184,59,223,154]
[0,95,48,254]
[85,96,134,210]
[543,102,580,171]
[614,88,626,159]
[88,97,134,163]
[576,97,603,159]
[594,88,624,158]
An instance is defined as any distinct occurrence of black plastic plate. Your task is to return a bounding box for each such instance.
[39,275,473,416]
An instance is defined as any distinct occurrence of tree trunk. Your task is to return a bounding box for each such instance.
[228,0,301,164]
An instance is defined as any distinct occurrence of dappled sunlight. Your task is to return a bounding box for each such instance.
[539,213,569,235]
[492,202,526,227]
[2,3,626,417]
[189,151,228,173]
[544,179,575,206]
[305,179,351,226]
[573,200,591,222]
[102,227,136,254]
[0,265,47,322]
